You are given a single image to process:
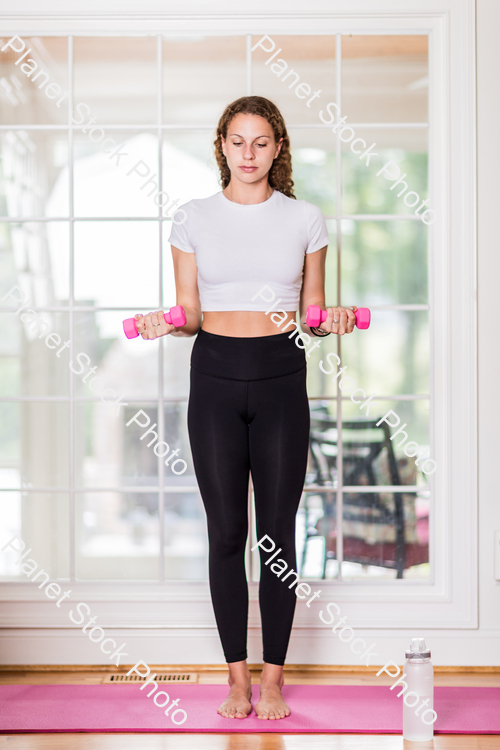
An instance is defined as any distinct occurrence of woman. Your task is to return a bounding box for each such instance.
[134,96,357,720]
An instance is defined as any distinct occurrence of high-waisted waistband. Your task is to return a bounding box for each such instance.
[191,328,306,381]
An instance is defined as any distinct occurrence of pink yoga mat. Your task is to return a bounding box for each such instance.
[0,684,499,734]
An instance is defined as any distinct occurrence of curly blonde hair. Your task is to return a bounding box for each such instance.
[214,96,295,199]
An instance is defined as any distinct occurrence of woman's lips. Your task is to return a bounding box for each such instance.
[239,166,258,172]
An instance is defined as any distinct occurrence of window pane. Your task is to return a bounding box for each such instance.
[163,403,193,483]
[162,37,246,125]
[74,221,159,308]
[0,403,19,476]
[0,130,69,217]
[307,399,339,487]
[25,403,69,487]
[342,128,428,215]
[74,403,159,489]
[163,490,208,580]
[73,311,158,399]
[162,336,195,401]
[342,35,428,123]
[341,220,428,305]
[0,402,70,488]
[306,305,434,402]
[340,311,429,395]
[309,401,430,487]
[0,312,70,397]
[252,35,336,126]
[161,131,221,212]
[305,397,431,582]
[74,130,160,218]
[73,37,157,125]
[342,398,431,485]
[0,37,68,125]
[75,492,160,579]
[298,490,340,581]
[0,312,19,397]
[74,400,192,490]
[303,489,431,581]
[0,357,18,397]
[341,490,430,581]
[0,491,70,579]
[324,219,337,298]
[0,222,70,308]
[290,129,336,215]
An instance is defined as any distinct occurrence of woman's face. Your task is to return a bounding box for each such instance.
[221,113,283,187]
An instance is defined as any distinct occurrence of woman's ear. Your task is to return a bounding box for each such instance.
[220,135,226,157]
[274,137,284,159]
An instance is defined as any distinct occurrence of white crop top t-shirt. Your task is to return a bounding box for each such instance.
[168,189,330,312]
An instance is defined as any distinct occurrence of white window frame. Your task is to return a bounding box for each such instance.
[0,0,476,641]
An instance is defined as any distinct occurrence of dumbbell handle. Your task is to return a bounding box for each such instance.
[306,305,371,330]
[122,306,187,339]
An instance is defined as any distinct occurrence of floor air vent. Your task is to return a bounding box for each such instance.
[103,673,198,684]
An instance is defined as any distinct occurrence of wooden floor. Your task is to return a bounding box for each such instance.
[1,665,499,749]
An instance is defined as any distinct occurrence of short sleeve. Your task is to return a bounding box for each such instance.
[168,207,195,253]
[305,202,330,254]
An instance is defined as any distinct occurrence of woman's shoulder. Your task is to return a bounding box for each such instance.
[177,192,223,215]
[274,191,324,220]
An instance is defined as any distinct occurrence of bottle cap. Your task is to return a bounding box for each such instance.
[405,637,431,659]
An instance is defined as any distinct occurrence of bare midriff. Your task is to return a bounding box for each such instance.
[201,311,298,338]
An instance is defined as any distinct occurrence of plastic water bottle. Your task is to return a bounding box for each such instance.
[402,638,434,741]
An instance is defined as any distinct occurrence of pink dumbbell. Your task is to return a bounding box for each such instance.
[306,304,371,330]
[122,306,187,339]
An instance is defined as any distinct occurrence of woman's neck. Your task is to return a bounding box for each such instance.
[223,178,273,205]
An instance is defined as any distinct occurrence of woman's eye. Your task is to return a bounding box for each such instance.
[257,143,267,148]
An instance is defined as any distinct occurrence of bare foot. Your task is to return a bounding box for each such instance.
[255,684,290,720]
[255,663,291,720]
[217,661,252,719]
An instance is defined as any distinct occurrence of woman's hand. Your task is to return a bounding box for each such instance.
[134,311,175,340]
[319,306,358,336]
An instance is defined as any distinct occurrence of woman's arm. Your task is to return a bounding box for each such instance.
[299,246,357,336]
[133,245,202,339]
[169,245,202,337]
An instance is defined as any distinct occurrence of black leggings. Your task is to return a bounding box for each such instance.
[187,329,310,666]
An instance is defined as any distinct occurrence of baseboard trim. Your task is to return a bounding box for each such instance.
[2,664,500,673]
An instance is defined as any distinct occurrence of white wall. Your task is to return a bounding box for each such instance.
[477,0,500,637]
